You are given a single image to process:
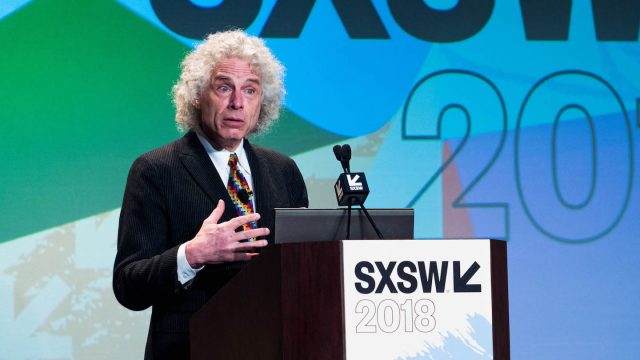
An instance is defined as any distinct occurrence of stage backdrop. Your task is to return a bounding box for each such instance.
[1,1,638,359]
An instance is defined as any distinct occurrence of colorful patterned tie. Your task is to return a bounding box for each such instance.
[227,153,257,240]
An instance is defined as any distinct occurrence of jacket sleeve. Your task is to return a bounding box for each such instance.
[112,156,182,311]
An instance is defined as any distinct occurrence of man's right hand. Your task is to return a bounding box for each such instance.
[184,200,269,268]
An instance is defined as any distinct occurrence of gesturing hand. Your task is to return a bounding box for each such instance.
[184,200,269,268]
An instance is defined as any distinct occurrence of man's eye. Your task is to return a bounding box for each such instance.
[245,88,256,95]
[217,85,230,92]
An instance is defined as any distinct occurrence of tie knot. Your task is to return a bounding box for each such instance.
[228,153,239,167]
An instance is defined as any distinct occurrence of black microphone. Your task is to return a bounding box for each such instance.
[332,143,383,240]
[332,143,368,206]
[341,144,351,173]
[342,144,351,160]
[237,189,252,204]
[333,144,348,173]
[332,144,343,162]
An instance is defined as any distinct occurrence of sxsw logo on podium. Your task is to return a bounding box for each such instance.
[354,260,482,294]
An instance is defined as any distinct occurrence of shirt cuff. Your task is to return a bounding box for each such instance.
[177,242,204,285]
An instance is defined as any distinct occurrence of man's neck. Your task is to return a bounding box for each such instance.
[198,130,243,152]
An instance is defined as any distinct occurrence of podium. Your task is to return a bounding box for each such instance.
[190,239,509,359]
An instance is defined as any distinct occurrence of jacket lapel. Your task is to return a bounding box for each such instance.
[178,131,237,222]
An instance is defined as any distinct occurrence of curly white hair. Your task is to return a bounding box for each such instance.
[172,30,285,134]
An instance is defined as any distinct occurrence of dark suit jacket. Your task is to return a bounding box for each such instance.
[113,131,308,359]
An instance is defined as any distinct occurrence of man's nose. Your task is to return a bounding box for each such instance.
[229,91,244,109]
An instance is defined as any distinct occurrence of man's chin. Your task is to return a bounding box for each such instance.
[218,133,246,150]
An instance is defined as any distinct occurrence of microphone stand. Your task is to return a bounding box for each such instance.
[345,197,384,240]
[352,198,384,240]
[338,146,382,240]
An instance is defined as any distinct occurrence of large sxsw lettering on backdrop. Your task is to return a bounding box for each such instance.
[150,0,639,41]
[137,0,640,138]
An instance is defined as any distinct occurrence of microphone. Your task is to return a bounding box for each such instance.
[332,144,343,162]
[333,144,349,173]
[333,144,368,206]
[341,144,351,173]
[342,144,351,160]
[237,189,252,204]
[331,144,383,240]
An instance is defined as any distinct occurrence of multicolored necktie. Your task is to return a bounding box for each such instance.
[227,153,257,239]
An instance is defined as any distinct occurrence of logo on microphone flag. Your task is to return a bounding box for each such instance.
[347,174,364,190]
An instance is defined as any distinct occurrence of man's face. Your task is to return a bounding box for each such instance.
[197,57,262,151]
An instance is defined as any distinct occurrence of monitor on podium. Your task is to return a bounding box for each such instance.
[273,207,414,243]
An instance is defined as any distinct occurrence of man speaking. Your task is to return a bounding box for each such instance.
[113,30,308,359]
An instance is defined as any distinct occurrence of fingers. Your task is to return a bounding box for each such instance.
[197,206,270,264]
[227,212,261,229]
[206,200,225,223]
[233,228,270,243]
[226,241,267,262]
[234,239,268,251]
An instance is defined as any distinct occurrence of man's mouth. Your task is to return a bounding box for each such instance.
[224,117,244,123]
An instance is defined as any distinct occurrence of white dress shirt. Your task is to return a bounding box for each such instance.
[176,134,254,285]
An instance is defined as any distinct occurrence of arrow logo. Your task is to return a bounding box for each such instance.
[453,261,481,292]
[347,174,362,187]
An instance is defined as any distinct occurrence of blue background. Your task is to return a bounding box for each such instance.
[1,0,638,358]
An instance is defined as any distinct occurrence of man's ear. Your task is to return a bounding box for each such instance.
[193,98,200,109]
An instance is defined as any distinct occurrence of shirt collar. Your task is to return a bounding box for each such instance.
[196,134,252,175]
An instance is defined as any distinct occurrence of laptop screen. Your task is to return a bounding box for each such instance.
[273,208,414,244]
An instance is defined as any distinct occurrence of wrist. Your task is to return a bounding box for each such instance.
[185,241,203,268]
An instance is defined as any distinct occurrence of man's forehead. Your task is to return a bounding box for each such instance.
[211,57,261,82]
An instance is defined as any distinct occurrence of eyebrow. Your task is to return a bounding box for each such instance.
[213,75,261,86]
